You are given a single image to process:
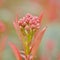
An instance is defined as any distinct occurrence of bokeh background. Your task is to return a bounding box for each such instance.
[0,0,60,60]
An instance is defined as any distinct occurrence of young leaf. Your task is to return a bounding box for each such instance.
[0,36,7,51]
[9,42,22,60]
[31,27,47,58]
[13,21,25,49]
[39,12,44,23]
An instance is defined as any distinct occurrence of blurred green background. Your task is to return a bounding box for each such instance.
[0,0,60,60]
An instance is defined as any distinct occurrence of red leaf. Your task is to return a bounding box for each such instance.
[31,27,47,58]
[9,42,22,60]
[13,22,23,41]
[0,36,7,51]
[39,12,44,23]
[13,21,25,49]
[15,14,19,23]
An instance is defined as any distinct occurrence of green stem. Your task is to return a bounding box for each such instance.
[25,41,30,55]
[23,29,35,56]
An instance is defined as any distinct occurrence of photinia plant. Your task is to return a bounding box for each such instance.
[9,13,47,60]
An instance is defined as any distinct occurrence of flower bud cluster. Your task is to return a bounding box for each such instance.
[18,13,41,31]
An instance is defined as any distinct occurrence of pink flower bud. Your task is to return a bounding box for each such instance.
[26,13,33,19]
[36,23,40,29]
[25,25,30,31]
[19,26,22,29]
[30,24,36,29]
[25,18,30,23]
[22,22,26,27]
[37,19,40,23]
[33,16,38,20]
[32,20,37,25]
[29,20,32,25]
[18,20,23,26]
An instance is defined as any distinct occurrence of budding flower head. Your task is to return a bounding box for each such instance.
[18,13,42,31]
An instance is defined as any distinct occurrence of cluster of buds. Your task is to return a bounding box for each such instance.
[18,13,41,33]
